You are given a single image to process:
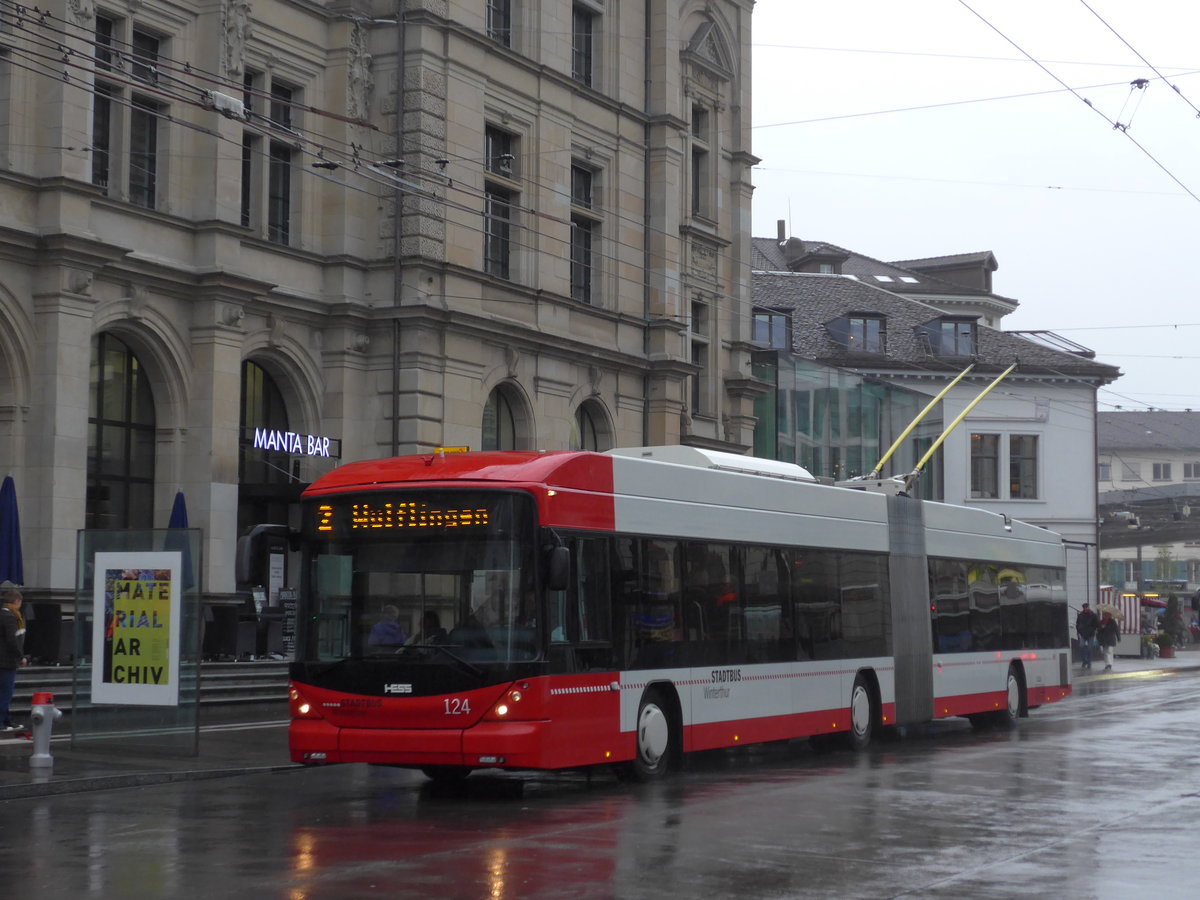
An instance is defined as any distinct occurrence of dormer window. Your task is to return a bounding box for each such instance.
[825,313,886,353]
[848,316,885,353]
[938,319,976,355]
[917,317,977,357]
[753,309,791,350]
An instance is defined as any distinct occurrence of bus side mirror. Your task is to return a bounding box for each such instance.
[546,545,570,592]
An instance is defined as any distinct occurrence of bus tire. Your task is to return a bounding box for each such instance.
[421,765,472,783]
[993,664,1022,728]
[846,673,876,751]
[628,687,675,782]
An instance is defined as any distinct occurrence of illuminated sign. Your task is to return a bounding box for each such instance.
[317,500,491,532]
[254,427,332,457]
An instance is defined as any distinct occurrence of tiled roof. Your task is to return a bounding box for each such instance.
[751,238,789,271]
[753,271,1120,380]
[750,237,1018,302]
[1098,411,1200,450]
[891,251,996,269]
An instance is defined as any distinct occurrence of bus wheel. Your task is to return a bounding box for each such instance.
[846,674,876,751]
[629,688,674,781]
[421,765,472,783]
[993,665,1021,728]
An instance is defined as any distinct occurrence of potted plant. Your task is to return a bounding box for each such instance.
[1141,634,1160,659]
[1156,631,1176,659]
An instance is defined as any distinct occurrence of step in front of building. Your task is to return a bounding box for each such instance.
[8,660,290,718]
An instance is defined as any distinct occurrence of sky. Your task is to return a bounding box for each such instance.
[750,0,1200,412]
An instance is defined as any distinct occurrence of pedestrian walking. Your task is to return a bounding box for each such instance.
[1097,609,1120,672]
[1075,602,1099,670]
[0,580,28,731]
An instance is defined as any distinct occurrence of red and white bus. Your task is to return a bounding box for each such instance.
[283,445,1072,781]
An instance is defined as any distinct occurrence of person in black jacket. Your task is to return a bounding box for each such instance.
[0,580,28,731]
[1075,602,1099,670]
[1096,610,1121,672]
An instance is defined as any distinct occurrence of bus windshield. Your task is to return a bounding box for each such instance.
[297,490,541,663]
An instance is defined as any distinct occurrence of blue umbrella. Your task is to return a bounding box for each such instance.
[168,490,189,530]
[0,474,23,586]
[167,490,194,590]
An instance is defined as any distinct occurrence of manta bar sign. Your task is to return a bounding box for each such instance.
[253,427,332,457]
[91,552,182,706]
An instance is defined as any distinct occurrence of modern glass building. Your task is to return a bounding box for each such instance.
[752,355,944,501]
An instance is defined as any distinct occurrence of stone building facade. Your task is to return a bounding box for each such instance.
[0,0,758,650]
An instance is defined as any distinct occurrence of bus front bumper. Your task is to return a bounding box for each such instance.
[289,718,552,769]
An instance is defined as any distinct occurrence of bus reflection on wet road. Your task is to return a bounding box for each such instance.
[10,671,1200,899]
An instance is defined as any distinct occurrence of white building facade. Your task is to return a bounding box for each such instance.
[751,238,1121,610]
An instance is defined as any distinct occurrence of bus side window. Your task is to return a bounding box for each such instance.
[612,537,639,669]
[562,537,614,671]
[549,538,611,647]
[684,542,745,666]
[548,588,569,644]
[576,537,611,644]
[743,546,790,663]
[968,565,1001,651]
[839,552,888,658]
[930,558,970,652]
[792,548,841,660]
[629,539,683,669]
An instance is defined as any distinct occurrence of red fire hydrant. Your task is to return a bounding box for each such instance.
[29,691,62,768]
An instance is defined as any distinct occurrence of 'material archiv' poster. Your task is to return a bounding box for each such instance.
[91,552,181,706]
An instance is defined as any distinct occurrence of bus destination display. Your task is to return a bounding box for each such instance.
[316,499,491,533]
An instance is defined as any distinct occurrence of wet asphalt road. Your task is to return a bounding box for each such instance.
[4,671,1199,900]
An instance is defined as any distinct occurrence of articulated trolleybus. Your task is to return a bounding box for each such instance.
[286,445,1071,781]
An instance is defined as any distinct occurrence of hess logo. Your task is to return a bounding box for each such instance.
[383,683,413,694]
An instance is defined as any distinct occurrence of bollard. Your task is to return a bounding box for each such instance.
[29,691,62,769]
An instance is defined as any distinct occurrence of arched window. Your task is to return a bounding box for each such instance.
[571,401,611,451]
[87,332,156,529]
[481,386,517,450]
[238,360,294,535]
[239,361,290,485]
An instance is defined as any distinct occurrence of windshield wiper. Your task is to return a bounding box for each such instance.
[404,643,485,678]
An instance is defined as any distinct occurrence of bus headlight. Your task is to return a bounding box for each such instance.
[486,687,525,720]
[289,685,321,719]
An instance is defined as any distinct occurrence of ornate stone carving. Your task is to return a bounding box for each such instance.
[67,270,93,296]
[67,0,94,28]
[222,0,253,77]
[687,19,731,76]
[125,284,147,319]
[268,314,286,347]
[347,22,374,121]
[692,242,717,276]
